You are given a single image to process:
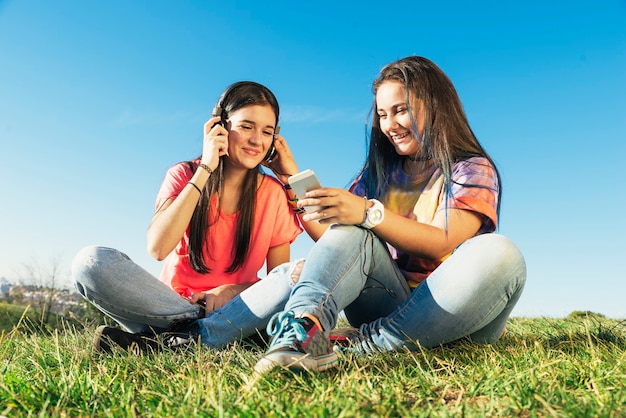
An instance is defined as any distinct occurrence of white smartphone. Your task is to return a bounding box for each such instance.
[288,169,323,213]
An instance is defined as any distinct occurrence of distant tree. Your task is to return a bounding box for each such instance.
[568,311,606,319]
[8,286,24,305]
[11,257,107,330]
[18,257,66,327]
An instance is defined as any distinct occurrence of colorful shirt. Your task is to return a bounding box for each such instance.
[351,157,499,287]
[156,161,302,297]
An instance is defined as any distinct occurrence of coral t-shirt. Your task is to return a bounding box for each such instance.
[155,161,302,297]
[351,157,499,287]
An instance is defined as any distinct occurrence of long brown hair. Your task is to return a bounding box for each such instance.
[188,81,279,274]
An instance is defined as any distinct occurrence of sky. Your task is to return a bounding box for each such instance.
[1,0,625,318]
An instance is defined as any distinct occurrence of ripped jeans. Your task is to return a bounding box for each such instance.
[71,246,301,348]
[284,225,526,351]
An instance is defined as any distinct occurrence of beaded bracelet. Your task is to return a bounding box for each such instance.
[199,163,213,176]
[288,197,306,214]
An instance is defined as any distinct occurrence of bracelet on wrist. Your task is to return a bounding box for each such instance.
[187,181,202,194]
[199,163,213,176]
[288,197,306,214]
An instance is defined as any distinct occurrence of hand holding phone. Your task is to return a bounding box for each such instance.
[288,169,323,213]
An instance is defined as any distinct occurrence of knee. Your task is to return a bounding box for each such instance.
[266,259,305,286]
[469,234,524,263]
[71,245,125,288]
[470,234,527,287]
[492,234,526,276]
[320,224,371,247]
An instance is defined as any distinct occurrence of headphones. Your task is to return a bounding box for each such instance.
[212,82,278,162]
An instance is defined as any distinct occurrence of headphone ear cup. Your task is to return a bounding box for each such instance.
[264,139,276,161]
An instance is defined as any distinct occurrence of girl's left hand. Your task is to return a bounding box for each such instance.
[262,134,300,184]
[297,188,368,225]
[190,282,254,313]
[190,285,237,313]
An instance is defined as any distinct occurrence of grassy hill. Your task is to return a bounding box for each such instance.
[0,302,89,334]
[1,312,625,416]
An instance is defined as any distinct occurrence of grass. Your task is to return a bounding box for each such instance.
[1,311,625,417]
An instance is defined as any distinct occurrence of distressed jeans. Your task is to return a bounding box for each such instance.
[71,246,298,348]
[284,225,526,352]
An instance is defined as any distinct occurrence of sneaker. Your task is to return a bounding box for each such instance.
[93,326,156,354]
[93,321,198,354]
[254,311,338,373]
[329,327,360,348]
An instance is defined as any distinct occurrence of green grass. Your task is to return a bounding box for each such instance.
[1,312,625,417]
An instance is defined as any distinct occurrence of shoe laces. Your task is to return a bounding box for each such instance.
[160,331,195,349]
[266,311,308,348]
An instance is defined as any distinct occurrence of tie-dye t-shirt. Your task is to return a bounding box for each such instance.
[350,157,499,287]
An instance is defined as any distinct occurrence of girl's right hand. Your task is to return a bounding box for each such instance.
[201,117,230,170]
[298,188,368,226]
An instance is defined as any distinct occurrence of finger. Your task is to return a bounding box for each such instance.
[302,188,335,198]
[208,125,228,139]
[274,135,289,151]
[204,295,215,313]
[306,207,329,220]
[317,216,338,225]
[297,196,326,208]
[190,292,203,303]
[204,117,223,135]
[211,137,229,156]
[302,211,335,224]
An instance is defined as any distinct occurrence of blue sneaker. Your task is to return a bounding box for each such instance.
[254,311,338,373]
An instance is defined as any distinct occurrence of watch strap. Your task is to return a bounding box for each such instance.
[360,199,384,229]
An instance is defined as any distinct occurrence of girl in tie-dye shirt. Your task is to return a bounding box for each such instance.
[350,155,499,288]
[256,56,527,373]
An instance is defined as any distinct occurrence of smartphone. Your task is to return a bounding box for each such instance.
[288,169,323,213]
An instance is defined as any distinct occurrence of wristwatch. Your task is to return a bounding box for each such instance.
[360,199,385,229]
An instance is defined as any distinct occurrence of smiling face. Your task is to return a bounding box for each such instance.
[375,80,425,156]
[225,104,276,169]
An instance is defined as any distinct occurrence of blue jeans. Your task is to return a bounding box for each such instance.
[284,225,526,351]
[71,246,297,348]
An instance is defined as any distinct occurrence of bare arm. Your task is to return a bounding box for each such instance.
[146,169,210,260]
[265,242,290,273]
[297,188,481,259]
[147,117,228,260]
[372,207,481,258]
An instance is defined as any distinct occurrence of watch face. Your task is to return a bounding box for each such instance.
[370,209,384,223]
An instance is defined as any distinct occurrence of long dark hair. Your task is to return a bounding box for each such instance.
[359,56,501,222]
[188,81,279,274]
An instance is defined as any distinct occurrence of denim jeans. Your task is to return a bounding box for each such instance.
[284,225,526,352]
[71,246,297,348]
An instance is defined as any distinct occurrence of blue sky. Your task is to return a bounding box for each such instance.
[1,0,625,318]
